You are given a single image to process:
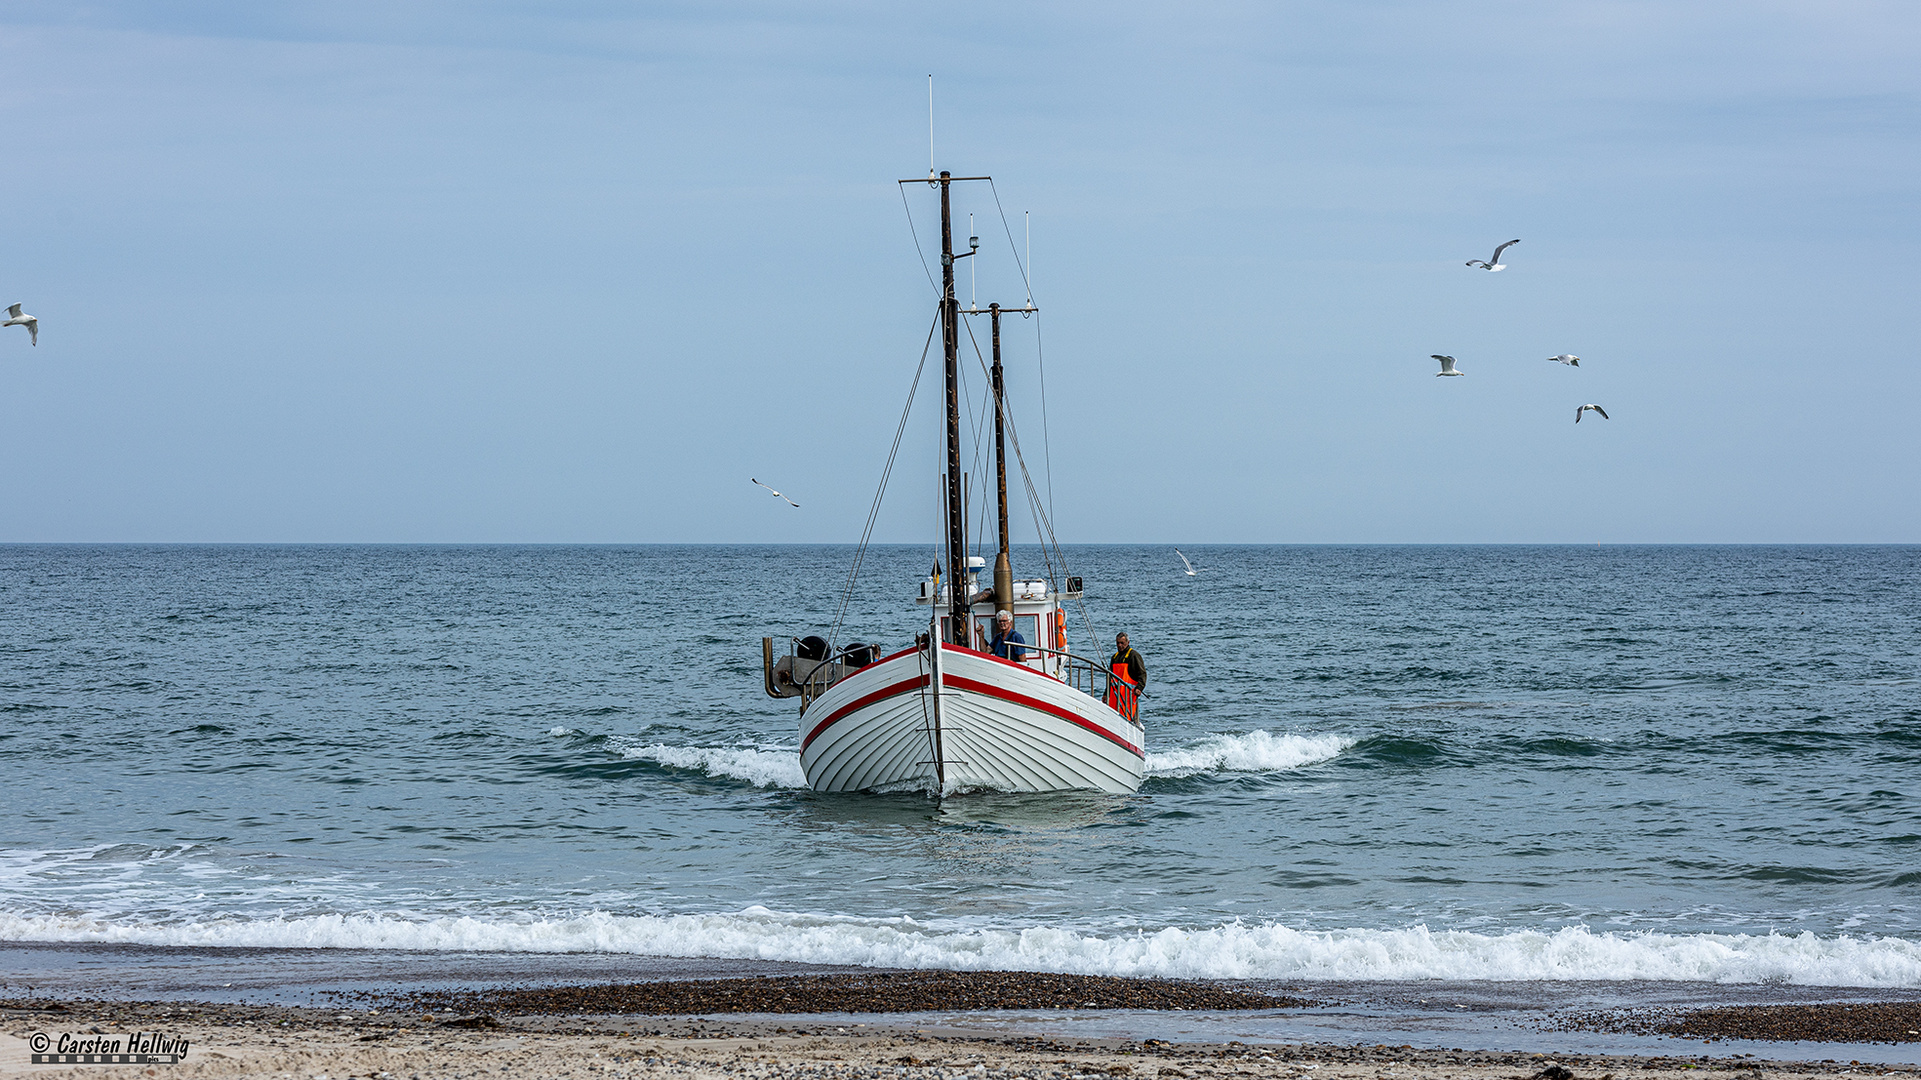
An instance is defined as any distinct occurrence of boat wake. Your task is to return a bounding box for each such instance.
[3,907,1917,987]
[616,743,807,789]
[1147,730,1352,778]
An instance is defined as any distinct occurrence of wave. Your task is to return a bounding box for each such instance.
[5,909,1916,987]
[1147,731,1352,777]
[617,744,807,789]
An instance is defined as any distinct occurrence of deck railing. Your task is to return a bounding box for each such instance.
[1018,644,1142,725]
[774,637,1141,724]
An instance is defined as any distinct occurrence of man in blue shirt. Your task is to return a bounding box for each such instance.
[987,609,1027,662]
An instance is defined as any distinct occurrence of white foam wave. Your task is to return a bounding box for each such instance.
[620,745,807,789]
[1147,731,1353,777]
[4,909,1916,987]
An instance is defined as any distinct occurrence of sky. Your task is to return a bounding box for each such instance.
[1,1,1917,543]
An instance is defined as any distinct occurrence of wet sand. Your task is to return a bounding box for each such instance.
[2,977,1918,1079]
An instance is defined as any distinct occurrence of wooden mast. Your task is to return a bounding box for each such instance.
[937,171,970,648]
[961,299,1036,617]
[989,304,1013,617]
[903,169,1000,642]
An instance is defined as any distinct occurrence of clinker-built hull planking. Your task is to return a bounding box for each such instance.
[801,644,1145,794]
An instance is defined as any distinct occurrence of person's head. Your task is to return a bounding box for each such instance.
[1116,632,1129,650]
[996,610,1012,629]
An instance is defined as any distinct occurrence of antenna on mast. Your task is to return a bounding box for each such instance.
[927,75,936,179]
[1024,211,1032,305]
[968,212,976,307]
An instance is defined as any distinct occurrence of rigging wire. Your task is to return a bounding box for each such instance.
[959,317,997,577]
[883,179,1091,657]
[830,303,942,648]
[960,311,1099,655]
[1010,410,1101,656]
[897,184,941,296]
[986,180,1031,300]
[988,180,1057,531]
[1034,313,1058,528]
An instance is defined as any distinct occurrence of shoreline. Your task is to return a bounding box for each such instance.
[4,947,1919,1071]
[2,994,1919,1079]
[2,969,1919,1078]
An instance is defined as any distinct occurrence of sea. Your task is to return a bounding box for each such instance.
[3,544,1919,1055]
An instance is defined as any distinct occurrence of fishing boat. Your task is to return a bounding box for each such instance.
[761,167,1145,795]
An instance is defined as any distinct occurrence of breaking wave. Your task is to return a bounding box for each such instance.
[617,744,807,789]
[4,908,1916,987]
[1147,731,1353,777]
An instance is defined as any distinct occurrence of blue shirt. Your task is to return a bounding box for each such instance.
[990,626,1027,662]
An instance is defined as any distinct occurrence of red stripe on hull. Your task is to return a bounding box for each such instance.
[942,673,1145,760]
[801,673,929,752]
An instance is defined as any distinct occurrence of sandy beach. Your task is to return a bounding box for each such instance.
[3,976,1917,1080]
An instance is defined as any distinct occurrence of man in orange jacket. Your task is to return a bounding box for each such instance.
[1106,632,1146,718]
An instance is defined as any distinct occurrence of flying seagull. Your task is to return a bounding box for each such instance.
[1175,548,1202,576]
[1433,354,1464,377]
[1466,239,1520,271]
[1547,354,1580,366]
[751,478,800,508]
[1575,404,1609,423]
[3,304,36,346]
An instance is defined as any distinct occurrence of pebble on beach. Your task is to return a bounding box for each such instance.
[386,971,1313,1017]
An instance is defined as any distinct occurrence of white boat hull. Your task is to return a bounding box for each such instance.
[799,643,1145,794]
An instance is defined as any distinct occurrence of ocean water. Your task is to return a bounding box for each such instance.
[2,544,1919,988]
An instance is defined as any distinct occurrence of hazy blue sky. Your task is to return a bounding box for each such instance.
[2,2,1917,542]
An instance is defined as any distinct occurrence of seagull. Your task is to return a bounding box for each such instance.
[1433,354,1464,377]
[1575,404,1609,423]
[3,304,36,346]
[751,478,799,508]
[1547,354,1580,366]
[1465,239,1520,271]
[1175,548,1202,576]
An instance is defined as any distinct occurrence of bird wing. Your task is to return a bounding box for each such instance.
[1492,239,1519,263]
[1575,406,1584,423]
[1433,355,1457,373]
[753,480,800,507]
[1593,405,1608,420]
[6,304,19,318]
[1176,549,1195,573]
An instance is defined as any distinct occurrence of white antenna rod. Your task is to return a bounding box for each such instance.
[927,75,935,178]
[1025,211,1032,305]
